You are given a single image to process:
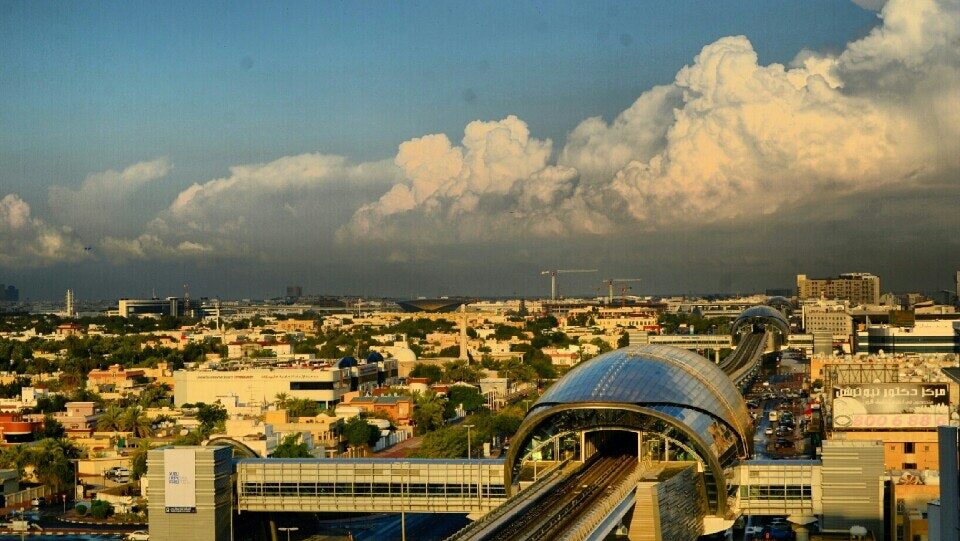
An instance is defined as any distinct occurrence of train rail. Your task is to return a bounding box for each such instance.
[481,455,636,541]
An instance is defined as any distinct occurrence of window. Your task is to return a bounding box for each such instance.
[903,463,917,470]
[290,381,334,390]
[904,442,915,453]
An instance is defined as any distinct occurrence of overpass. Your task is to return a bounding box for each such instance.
[149,306,806,541]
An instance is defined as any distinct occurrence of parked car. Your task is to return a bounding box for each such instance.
[760,526,796,540]
[764,427,774,436]
[127,531,150,541]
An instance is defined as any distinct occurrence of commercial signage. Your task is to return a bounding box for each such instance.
[832,383,950,430]
[164,449,197,513]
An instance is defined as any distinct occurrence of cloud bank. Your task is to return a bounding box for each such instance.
[3,0,958,276]
[0,194,90,268]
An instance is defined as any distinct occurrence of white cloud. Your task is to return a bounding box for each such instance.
[48,158,172,234]
[336,0,959,247]
[99,152,396,263]
[0,194,90,268]
[95,0,960,262]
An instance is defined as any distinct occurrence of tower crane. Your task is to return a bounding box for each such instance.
[602,278,642,304]
[540,269,598,300]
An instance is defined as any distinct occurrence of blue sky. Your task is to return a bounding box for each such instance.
[1,1,875,202]
[3,1,958,300]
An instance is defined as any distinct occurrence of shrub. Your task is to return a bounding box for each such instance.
[75,503,88,516]
[89,499,114,519]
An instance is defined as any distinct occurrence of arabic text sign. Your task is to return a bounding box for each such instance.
[832,383,950,430]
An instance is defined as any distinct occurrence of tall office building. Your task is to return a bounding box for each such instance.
[796,272,880,305]
[0,285,19,302]
[285,285,302,299]
[935,426,959,541]
[955,270,960,305]
[65,289,75,317]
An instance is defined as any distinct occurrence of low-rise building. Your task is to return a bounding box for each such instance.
[345,395,413,424]
[54,401,100,434]
[86,364,147,394]
[174,357,398,409]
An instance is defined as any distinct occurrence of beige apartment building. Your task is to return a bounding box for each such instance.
[797,272,880,305]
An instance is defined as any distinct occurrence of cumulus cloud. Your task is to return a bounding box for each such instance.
[48,158,172,235]
[340,116,610,241]
[99,152,396,262]
[337,0,958,245]
[96,0,960,265]
[0,194,90,268]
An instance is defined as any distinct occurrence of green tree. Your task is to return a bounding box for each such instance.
[97,405,124,432]
[410,363,443,384]
[412,426,467,458]
[129,440,153,480]
[25,438,84,495]
[442,360,481,383]
[412,391,447,435]
[342,417,380,448]
[270,433,312,458]
[195,403,228,432]
[37,415,65,439]
[138,384,172,408]
[119,406,153,438]
[445,386,486,418]
[617,332,629,348]
[285,398,320,418]
[498,358,536,383]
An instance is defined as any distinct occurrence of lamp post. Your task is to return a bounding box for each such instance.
[278,526,299,541]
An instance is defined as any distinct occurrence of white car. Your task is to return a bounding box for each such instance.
[764,427,774,436]
[127,531,150,541]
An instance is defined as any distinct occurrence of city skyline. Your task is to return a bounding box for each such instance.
[2,0,959,299]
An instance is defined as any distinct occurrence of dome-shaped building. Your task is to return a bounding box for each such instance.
[504,345,751,517]
[730,305,790,345]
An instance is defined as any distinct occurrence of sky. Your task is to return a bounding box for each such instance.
[1,0,959,300]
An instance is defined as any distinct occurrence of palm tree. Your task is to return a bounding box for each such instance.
[96,405,123,432]
[274,393,290,410]
[120,406,153,438]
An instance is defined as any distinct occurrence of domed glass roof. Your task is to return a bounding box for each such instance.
[731,305,790,337]
[532,344,751,444]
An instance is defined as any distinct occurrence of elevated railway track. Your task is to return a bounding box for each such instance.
[450,455,636,541]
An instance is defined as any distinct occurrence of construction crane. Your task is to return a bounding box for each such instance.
[602,278,642,304]
[541,269,598,300]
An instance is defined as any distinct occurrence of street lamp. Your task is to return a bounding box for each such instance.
[278,526,299,541]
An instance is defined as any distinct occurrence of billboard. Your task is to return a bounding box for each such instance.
[164,448,197,513]
[832,383,950,430]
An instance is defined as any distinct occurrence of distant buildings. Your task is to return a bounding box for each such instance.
[855,320,960,354]
[797,272,881,305]
[115,297,187,318]
[0,284,19,302]
[285,285,302,299]
[173,357,398,408]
